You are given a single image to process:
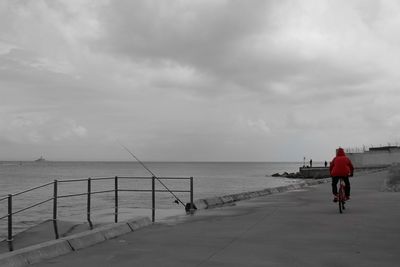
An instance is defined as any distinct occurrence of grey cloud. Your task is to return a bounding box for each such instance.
[94,1,269,61]
[2,0,400,161]
[91,0,386,100]
[92,1,277,89]
[0,112,87,144]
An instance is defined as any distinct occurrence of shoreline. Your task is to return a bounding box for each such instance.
[0,171,304,241]
[2,165,383,242]
[25,169,400,266]
[0,177,328,264]
[3,169,396,266]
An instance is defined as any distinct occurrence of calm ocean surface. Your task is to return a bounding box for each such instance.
[0,161,302,239]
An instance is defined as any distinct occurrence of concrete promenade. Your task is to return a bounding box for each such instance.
[31,170,400,267]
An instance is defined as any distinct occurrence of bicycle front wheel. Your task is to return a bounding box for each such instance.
[339,200,345,213]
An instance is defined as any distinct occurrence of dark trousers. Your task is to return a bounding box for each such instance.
[331,176,350,197]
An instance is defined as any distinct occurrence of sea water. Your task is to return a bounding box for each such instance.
[0,161,302,239]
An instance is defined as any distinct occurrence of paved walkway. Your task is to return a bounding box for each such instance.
[31,170,400,267]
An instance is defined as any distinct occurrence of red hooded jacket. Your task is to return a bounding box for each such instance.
[330,148,354,177]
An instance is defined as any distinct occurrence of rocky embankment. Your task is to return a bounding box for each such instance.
[271,167,331,179]
[271,171,304,179]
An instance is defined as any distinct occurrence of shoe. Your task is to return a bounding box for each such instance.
[333,195,338,202]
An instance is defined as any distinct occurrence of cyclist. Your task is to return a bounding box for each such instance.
[330,147,354,202]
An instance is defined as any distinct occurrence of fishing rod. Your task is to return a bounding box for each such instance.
[118,141,186,207]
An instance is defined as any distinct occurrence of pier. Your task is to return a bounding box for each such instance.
[299,166,330,178]
[2,169,399,266]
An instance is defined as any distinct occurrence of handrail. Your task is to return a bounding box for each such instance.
[119,189,191,193]
[51,176,190,182]
[12,198,54,216]
[117,176,191,180]
[58,177,115,183]
[89,177,115,181]
[90,189,115,195]
[12,181,54,197]
[0,197,53,220]
[57,192,88,199]
[57,178,90,183]
[57,189,115,198]
[0,175,194,252]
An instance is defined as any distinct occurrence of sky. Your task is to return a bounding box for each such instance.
[1,0,400,162]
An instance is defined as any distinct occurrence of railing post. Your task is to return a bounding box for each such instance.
[7,194,13,251]
[53,180,59,239]
[190,177,194,211]
[115,176,118,223]
[87,178,93,229]
[152,175,155,222]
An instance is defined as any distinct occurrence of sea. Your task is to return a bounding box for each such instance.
[0,161,302,240]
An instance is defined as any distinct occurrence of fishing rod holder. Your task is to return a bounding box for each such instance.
[0,176,194,251]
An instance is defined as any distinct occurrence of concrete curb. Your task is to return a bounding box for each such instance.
[0,239,72,267]
[198,179,328,209]
[63,228,106,251]
[98,223,133,240]
[0,216,152,267]
[126,216,152,231]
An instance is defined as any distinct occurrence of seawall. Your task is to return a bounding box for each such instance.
[0,217,151,267]
[0,179,328,267]
[193,178,328,209]
[347,148,400,168]
[298,167,330,178]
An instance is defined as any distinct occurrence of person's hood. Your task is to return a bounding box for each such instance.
[336,147,346,156]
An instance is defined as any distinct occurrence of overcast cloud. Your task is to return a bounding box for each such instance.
[1,0,400,161]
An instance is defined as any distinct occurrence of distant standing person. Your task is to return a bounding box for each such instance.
[309,159,312,167]
[330,147,354,202]
[324,161,328,167]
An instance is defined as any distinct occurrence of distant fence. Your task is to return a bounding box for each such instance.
[0,176,194,252]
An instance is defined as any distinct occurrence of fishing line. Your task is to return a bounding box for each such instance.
[117,141,185,207]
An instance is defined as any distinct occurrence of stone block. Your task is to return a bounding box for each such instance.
[0,239,72,266]
[0,251,29,267]
[193,199,207,210]
[64,229,105,251]
[98,223,132,240]
[220,195,234,204]
[204,197,223,208]
[126,216,152,231]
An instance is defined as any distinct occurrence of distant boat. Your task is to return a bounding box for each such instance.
[34,156,46,162]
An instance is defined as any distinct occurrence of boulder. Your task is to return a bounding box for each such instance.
[295,172,304,178]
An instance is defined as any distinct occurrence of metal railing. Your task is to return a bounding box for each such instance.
[0,176,194,252]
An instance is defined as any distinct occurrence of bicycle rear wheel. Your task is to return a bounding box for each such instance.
[338,185,346,213]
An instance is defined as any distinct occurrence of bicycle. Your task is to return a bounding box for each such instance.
[338,177,346,213]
